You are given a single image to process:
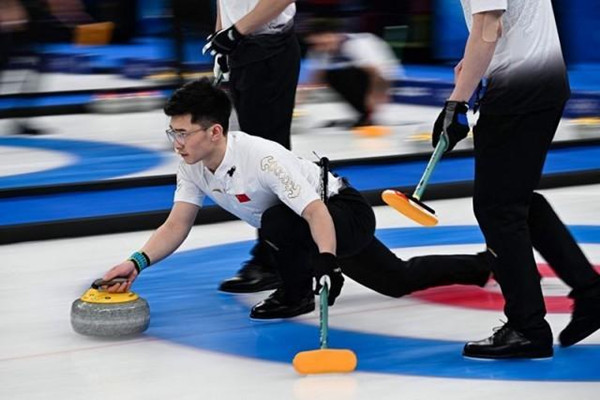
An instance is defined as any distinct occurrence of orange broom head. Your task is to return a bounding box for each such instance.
[293,349,357,375]
[381,189,438,226]
[352,125,390,136]
[75,22,115,45]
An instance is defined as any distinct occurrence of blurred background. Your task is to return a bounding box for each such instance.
[1,0,599,242]
[1,3,600,396]
[1,1,599,119]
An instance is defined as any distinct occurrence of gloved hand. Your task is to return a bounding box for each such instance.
[313,253,344,306]
[213,54,230,82]
[432,100,470,152]
[202,25,244,56]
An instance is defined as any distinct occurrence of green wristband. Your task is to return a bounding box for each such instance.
[128,251,151,273]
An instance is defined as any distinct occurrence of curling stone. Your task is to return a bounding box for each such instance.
[71,278,150,337]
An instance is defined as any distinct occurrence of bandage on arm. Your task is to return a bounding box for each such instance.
[482,11,503,43]
[448,11,502,102]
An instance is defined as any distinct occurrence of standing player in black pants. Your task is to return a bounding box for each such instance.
[434,0,600,359]
[203,0,301,294]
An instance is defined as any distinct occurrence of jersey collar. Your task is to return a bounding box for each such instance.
[212,134,236,180]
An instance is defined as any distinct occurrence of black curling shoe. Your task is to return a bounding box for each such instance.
[463,324,553,359]
[560,297,600,347]
[219,262,282,293]
[250,289,315,319]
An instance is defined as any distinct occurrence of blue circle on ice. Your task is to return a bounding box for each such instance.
[0,137,163,188]
[136,225,600,381]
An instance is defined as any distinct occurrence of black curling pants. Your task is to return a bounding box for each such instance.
[260,186,490,302]
[229,33,300,150]
[472,105,600,343]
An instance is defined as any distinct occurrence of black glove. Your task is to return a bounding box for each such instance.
[313,253,344,306]
[432,100,469,152]
[203,25,244,56]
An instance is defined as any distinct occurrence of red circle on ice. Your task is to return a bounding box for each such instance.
[413,264,600,313]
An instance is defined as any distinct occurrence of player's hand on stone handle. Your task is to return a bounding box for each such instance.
[102,261,138,293]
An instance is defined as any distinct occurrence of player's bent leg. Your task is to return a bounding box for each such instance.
[218,238,282,293]
[250,204,316,319]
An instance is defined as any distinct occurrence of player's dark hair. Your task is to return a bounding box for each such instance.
[164,78,231,134]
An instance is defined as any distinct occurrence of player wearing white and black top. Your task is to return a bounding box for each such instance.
[205,0,299,149]
[101,79,492,320]
[217,0,295,36]
[460,0,569,113]
[432,0,600,359]
[305,23,401,127]
[203,0,302,294]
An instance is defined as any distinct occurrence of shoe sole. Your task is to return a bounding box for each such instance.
[462,350,554,360]
[249,304,315,320]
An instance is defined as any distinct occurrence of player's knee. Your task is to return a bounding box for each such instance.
[385,285,412,298]
[261,205,307,245]
[371,274,414,298]
[387,271,419,298]
[530,191,549,209]
[473,198,520,229]
[261,206,288,237]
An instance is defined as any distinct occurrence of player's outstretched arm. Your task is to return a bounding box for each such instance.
[102,201,199,292]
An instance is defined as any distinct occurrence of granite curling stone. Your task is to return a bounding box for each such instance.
[71,278,150,337]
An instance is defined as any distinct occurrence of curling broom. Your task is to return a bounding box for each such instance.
[292,157,357,375]
[381,134,449,226]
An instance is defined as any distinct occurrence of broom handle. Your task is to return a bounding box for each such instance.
[320,283,329,349]
[412,134,448,201]
[319,156,330,350]
[214,69,224,87]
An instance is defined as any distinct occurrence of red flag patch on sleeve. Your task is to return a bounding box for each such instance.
[235,193,251,203]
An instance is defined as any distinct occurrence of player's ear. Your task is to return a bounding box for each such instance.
[210,124,224,141]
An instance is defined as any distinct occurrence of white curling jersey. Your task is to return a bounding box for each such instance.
[460,0,570,114]
[218,0,295,35]
[174,131,343,228]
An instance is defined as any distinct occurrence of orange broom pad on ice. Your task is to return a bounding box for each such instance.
[382,135,449,226]
[293,283,357,374]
